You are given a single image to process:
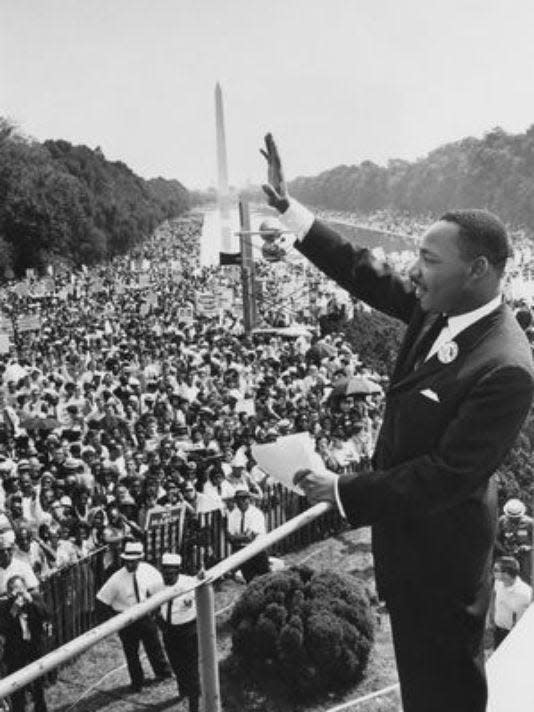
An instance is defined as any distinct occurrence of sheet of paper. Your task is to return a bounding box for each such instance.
[251,432,327,494]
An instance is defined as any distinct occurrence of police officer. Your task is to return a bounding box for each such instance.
[156,553,200,712]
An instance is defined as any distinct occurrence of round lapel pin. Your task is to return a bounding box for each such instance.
[437,341,459,364]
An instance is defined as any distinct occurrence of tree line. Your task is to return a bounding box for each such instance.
[289,125,534,231]
[0,119,190,278]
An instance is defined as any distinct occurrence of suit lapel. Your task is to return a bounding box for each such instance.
[389,304,505,394]
[391,305,427,383]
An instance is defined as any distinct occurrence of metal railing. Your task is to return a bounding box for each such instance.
[0,501,332,711]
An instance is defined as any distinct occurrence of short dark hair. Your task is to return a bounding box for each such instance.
[495,556,520,578]
[440,209,512,274]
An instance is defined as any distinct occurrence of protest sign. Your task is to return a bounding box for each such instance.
[196,292,218,317]
[177,306,193,324]
[146,504,185,530]
[17,314,41,333]
[0,316,14,336]
[138,274,150,289]
[0,333,10,354]
[146,291,158,307]
[219,288,234,311]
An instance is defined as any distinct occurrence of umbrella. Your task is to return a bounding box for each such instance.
[331,376,384,398]
[21,416,61,432]
[306,342,337,361]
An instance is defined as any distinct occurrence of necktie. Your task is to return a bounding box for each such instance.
[217,484,222,496]
[240,511,246,534]
[166,599,173,624]
[403,314,448,374]
[133,572,141,603]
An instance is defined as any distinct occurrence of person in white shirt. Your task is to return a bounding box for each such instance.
[12,525,48,578]
[96,541,171,691]
[0,534,39,595]
[226,487,269,583]
[202,467,235,511]
[155,553,200,712]
[492,556,532,648]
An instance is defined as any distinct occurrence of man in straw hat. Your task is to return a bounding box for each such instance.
[156,553,200,712]
[226,486,269,583]
[96,541,171,692]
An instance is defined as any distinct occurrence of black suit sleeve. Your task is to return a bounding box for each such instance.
[297,219,417,324]
[338,365,534,525]
[29,593,49,622]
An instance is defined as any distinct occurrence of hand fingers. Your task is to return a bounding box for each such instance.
[259,149,269,161]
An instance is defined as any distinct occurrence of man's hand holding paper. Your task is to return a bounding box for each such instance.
[293,468,339,507]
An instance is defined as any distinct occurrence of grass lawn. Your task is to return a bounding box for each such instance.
[45,528,401,712]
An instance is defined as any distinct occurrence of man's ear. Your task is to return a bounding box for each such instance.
[469,255,490,280]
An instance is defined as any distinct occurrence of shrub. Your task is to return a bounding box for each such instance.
[229,566,374,698]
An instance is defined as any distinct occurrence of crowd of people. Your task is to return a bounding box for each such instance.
[0,211,385,593]
[0,202,533,709]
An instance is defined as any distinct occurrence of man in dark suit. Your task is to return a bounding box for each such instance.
[0,574,50,712]
[260,134,534,712]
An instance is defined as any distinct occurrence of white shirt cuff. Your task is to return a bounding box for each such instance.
[279,199,315,243]
[334,477,347,519]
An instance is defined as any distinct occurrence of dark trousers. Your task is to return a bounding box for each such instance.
[161,619,200,702]
[10,679,47,712]
[8,644,47,712]
[387,585,488,712]
[118,616,169,687]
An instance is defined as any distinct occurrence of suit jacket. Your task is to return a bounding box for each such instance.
[298,219,534,601]
[0,592,49,671]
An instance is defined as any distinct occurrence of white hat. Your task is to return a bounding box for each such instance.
[161,553,182,567]
[121,541,145,560]
[503,498,526,517]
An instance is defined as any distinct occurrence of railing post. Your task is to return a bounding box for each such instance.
[195,578,221,712]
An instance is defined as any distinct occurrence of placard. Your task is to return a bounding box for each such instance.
[177,306,194,324]
[17,314,41,333]
[145,503,185,530]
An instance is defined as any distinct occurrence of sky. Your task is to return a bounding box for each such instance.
[2,0,534,190]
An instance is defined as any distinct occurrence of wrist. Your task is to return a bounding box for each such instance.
[277,198,290,214]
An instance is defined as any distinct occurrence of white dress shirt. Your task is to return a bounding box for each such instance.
[227,505,266,537]
[425,294,502,361]
[494,578,532,630]
[155,575,197,625]
[97,562,163,612]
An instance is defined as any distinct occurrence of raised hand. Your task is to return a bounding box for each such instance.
[260,133,289,213]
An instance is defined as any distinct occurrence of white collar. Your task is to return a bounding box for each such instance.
[446,294,502,338]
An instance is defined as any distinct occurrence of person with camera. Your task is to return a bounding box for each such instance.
[0,574,50,712]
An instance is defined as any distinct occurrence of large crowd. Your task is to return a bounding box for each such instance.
[0,205,533,712]
[0,211,386,591]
